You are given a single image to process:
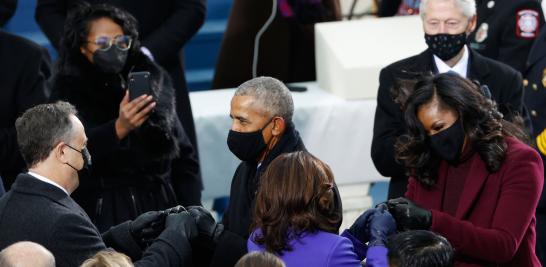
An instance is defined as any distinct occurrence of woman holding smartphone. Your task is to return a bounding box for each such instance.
[50,3,201,232]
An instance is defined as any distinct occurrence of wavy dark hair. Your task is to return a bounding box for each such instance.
[57,2,140,76]
[393,73,528,187]
[252,151,342,255]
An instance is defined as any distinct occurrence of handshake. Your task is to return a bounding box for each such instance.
[129,205,223,250]
[348,197,432,246]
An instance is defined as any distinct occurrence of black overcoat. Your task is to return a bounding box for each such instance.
[50,51,201,232]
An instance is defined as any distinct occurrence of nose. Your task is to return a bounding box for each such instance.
[231,120,241,132]
[438,22,447,34]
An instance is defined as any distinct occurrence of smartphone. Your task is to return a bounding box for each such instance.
[128,71,152,101]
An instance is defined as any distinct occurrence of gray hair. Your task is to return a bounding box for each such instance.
[234,77,294,123]
[15,101,78,168]
[420,0,476,19]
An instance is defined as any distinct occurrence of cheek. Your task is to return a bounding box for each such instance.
[81,46,95,64]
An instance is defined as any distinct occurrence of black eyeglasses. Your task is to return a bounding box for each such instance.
[86,35,133,51]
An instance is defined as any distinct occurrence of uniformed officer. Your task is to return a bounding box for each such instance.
[469,0,544,73]
[523,25,546,267]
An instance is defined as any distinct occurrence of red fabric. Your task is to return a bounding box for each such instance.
[442,147,474,216]
[406,137,544,266]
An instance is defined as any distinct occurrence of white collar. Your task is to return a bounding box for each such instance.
[28,171,69,196]
[433,45,469,78]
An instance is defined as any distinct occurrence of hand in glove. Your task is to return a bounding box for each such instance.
[348,208,380,243]
[130,210,166,248]
[187,206,224,250]
[164,211,198,240]
[387,197,432,231]
[130,206,187,248]
[368,205,397,247]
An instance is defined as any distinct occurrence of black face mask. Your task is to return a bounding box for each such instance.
[65,144,93,174]
[92,46,128,74]
[227,118,274,162]
[425,32,467,61]
[429,118,465,164]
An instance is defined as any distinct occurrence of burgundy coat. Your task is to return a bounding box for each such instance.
[406,137,544,266]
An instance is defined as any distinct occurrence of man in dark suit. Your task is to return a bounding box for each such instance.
[34,0,205,154]
[523,25,546,266]
[0,101,198,267]
[186,77,342,267]
[0,29,51,190]
[372,0,527,199]
[468,0,544,74]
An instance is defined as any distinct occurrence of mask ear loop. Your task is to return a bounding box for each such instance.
[260,117,280,162]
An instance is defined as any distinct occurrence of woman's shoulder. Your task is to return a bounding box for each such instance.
[504,137,541,161]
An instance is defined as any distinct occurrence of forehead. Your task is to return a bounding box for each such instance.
[423,0,465,19]
[417,100,456,122]
[230,95,267,116]
[69,115,87,142]
[88,17,124,37]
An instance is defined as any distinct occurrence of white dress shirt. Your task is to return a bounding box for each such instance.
[28,171,69,196]
[433,45,470,78]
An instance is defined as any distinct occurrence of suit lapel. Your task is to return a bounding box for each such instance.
[455,154,490,219]
[467,50,491,82]
[410,49,435,73]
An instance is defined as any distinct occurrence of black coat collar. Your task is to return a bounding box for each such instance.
[409,48,491,81]
[11,173,82,213]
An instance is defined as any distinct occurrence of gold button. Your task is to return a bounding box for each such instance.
[533,84,538,90]
[531,110,538,117]
[523,79,529,86]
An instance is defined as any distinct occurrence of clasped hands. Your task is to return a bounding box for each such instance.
[129,205,223,250]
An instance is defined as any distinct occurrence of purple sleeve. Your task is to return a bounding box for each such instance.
[365,246,389,267]
[340,230,368,260]
[247,229,264,252]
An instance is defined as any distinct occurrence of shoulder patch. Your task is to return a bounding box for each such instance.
[516,9,540,39]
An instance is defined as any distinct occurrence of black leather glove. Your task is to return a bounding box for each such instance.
[164,211,198,240]
[368,205,396,247]
[187,206,224,250]
[130,210,166,248]
[348,208,379,243]
[130,206,188,248]
[387,197,432,231]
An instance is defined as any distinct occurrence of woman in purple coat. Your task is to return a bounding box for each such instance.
[247,151,395,267]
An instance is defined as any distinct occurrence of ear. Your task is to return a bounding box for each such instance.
[54,142,69,164]
[467,15,477,33]
[271,117,286,137]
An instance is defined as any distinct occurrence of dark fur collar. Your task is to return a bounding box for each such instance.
[51,51,180,160]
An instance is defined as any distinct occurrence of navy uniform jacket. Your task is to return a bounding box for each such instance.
[372,48,527,200]
[468,0,544,74]
[524,23,546,213]
[523,26,546,266]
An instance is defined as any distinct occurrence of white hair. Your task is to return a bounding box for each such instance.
[234,76,294,122]
[420,0,476,19]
